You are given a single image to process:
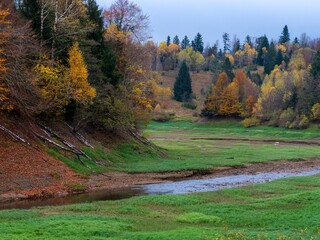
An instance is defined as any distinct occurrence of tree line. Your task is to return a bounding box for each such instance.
[0,0,170,132]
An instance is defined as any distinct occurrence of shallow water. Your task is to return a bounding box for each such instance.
[2,167,320,210]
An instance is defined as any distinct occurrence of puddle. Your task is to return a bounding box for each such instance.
[1,167,320,210]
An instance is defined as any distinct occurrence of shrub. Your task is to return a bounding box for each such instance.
[182,101,197,110]
[152,112,173,122]
[278,108,295,128]
[242,117,261,128]
[312,103,320,120]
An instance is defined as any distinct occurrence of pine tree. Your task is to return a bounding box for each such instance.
[311,51,320,78]
[166,36,171,46]
[279,25,290,44]
[173,35,180,46]
[174,61,192,102]
[222,57,234,80]
[192,33,204,53]
[256,35,269,66]
[264,42,277,74]
[222,33,230,53]
[276,49,283,66]
[181,36,190,49]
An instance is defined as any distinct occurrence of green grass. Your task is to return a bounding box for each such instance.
[144,119,320,140]
[47,119,320,174]
[2,175,320,239]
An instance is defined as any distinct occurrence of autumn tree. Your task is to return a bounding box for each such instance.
[34,42,96,114]
[0,8,12,110]
[202,72,230,117]
[177,46,205,72]
[103,0,149,42]
[174,61,192,102]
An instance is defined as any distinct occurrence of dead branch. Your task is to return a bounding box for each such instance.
[64,122,94,149]
[0,124,30,145]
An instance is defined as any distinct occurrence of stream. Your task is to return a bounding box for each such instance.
[1,167,320,210]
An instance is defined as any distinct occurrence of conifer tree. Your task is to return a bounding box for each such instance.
[166,36,171,46]
[173,35,180,46]
[276,49,283,66]
[181,35,190,49]
[222,32,230,53]
[192,33,204,53]
[264,42,277,74]
[174,61,192,102]
[279,25,290,44]
[222,57,234,80]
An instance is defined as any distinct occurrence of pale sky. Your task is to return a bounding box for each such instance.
[96,0,320,47]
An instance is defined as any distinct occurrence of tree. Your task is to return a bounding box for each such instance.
[103,0,149,42]
[173,35,180,46]
[181,35,190,49]
[166,35,171,46]
[279,25,290,44]
[202,72,229,117]
[174,61,192,102]
[311,51,320,78]
[222,32,230,53]
[256,35,269,66]
[192,32,204,53]
[275,49,283,66]
[0,8,12,111]
[177,46,205,72]
[222,57,234,79]
[264,42,276,74]
[67,42,96,104]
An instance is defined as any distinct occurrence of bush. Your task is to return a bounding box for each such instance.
[312,103,320,120]
[289,114,310,129]
[278,108,295,128]
[182,101,197,110]
[152,112,173,122]
[242,117,261,128]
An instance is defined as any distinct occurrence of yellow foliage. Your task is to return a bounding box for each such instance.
[276,44,287,53]
[67,42,96,104]
[225,53,234,65]
[0,9,12,111]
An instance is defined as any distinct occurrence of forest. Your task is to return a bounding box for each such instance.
[1,0,320,131]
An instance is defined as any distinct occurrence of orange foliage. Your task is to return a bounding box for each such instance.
[0,8,12,111]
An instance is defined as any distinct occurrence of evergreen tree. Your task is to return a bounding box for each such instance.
[256,35,269,66]
[275,49,283,66]
[222,32,230,53]
[311,51,320,78]
[174,61,193,102]
[279,25,290,44]
[293,37,300,45]
[181,36,190,49]
[222,57,234,80]
[245,35,252,47]
[86,0,104,42]
[264,42,276,74]
[192,33,204,53]
[173,35,180,45]
[166,36,171,46]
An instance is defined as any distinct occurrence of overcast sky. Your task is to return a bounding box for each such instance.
[96,0,320,47]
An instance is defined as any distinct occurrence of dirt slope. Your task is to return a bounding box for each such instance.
[0,121,83,202]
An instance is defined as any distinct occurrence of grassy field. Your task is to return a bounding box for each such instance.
[1,175,320,239]
[49,119,320,174]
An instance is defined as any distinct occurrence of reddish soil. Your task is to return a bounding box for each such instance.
[0,121,85,202]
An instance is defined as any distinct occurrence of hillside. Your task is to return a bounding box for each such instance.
[158,71,212,117]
